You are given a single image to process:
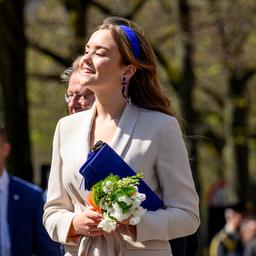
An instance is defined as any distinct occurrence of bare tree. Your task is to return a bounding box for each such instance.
[0,0,33,181]
[210,0,256,200]
[154,0,200,193]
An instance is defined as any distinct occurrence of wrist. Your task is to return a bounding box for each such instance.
[68,216,80,238]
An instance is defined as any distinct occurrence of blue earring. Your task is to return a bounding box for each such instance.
[121,77,129,103]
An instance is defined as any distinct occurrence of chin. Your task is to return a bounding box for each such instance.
[79,74,93,85]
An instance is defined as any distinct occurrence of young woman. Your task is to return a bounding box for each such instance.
[43,16,200,256]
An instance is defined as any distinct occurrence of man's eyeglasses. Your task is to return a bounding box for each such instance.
[64,93,88,104]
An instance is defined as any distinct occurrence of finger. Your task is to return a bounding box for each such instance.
[86,222,101,227]
[86,208,102,219]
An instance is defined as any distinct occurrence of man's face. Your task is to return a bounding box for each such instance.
[0,135,10,175]
[66,71,95,114]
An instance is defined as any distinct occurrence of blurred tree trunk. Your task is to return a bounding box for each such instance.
[177,0,200,193]
[0,0,33,181]
[229,70,253,199]
[153,0,200,193]
[61,0,147,60]
[210,0,256,201]
[153,0,201,193]
[62,0,91,56]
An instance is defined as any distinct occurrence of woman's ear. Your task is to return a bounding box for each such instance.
[122,65,137,81]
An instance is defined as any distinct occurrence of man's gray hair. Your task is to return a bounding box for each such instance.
[60,55,82,83]
[60,67,73,82]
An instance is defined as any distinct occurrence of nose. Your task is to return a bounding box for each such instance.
[81,52,93,64]
[68,96,80,114]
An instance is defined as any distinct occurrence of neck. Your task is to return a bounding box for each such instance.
[95,93,127,120]
[225,223,238,233]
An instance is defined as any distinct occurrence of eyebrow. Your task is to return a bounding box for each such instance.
[85,45,109,51]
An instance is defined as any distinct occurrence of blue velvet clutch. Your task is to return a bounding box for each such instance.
[79,141,164,211]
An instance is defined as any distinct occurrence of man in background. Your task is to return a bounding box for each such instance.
[0,126,62,256]
[209,201,247,256]
[61,57,95,114]
[240,216,256,256]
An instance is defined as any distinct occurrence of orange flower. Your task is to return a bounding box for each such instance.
[88,191,102,213]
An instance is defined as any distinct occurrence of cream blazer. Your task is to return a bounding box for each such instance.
[43,103,200,256]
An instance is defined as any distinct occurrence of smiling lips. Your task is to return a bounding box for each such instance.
[81,66,95,74]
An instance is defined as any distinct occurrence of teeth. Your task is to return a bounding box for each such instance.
[82,67,93,73]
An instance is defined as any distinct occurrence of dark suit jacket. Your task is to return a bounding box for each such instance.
[8,175,62,256]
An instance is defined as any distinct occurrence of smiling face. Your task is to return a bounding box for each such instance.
[78,29,127,94]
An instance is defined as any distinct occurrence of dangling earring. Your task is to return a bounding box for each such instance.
[121,77,129,103]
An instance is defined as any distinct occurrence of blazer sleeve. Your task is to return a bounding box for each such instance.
[43,120,79,245]
[136,117,200,242]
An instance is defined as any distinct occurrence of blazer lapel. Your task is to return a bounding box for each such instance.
[73,104,97,194]
[110,103,139,157]
[75,103,97,166]
[76,102,139,162]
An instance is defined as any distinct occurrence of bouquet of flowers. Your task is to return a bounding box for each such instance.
[87,172,147,233]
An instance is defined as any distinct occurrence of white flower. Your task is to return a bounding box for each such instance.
[132,192,146,208]
[133,206,147,217]
[89,172,147,232]
[97,213,117,233]
[130,216,141,225]
[110,202,130,222]
[118,195,133,205]
[99,198,108,210]
[129,206,147,225]
[102,180,114,193]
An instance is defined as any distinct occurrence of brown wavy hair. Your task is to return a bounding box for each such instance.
[97,17,174,116]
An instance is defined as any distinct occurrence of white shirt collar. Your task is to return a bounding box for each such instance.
[0,169,11,256]
[0,169,9,193]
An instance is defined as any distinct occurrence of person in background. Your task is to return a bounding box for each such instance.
[44,16,200,256]
[207,180,229,244]
[240,216,256,256]
[61,57,95,114]
[0,126,62,256]
[209,201,247,256]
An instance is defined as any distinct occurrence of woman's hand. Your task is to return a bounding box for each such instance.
[69,206,107,237]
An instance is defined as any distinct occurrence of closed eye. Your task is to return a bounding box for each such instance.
[84,45,108,56]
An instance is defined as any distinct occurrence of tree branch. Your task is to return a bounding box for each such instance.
[90,0,147,19]
[29,73,62,82]
[90,0,117,16]
[125,0,147,19]
[199,86,224,109]
[153,46,180,90]
[28,39,72,67]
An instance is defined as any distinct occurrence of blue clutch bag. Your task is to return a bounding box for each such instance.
[79,141,164,211]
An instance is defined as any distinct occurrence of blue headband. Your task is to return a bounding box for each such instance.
[119,25,140,59]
